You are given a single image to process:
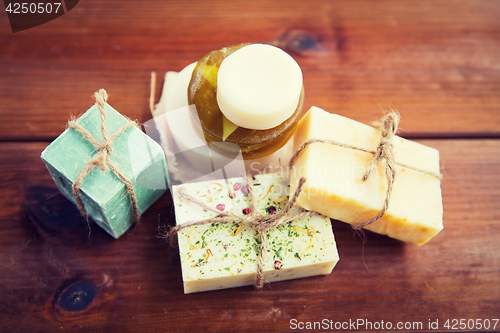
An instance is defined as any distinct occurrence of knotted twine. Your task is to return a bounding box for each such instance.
[67,89,140,223]
[167,110,442,289]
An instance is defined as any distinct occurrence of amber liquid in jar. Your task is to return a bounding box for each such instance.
[188,43,304,160]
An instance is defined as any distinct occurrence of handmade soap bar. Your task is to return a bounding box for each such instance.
[290,107,443,246]
[41,101,168,238]
[172,172,339,293]
[217,44,303,130]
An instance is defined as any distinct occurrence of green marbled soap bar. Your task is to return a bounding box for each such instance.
[41,102,168,238]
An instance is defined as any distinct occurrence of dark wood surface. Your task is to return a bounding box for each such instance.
[1,1,499,332]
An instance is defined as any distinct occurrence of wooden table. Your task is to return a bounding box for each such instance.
[1,1,499,332]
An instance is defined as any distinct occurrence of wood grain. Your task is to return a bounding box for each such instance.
[0,140,498,332]
[1,0,500,140]
[1,1,499,332]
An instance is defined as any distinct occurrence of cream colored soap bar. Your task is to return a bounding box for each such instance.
[172,172,339,293]
[290,107,443,246]
[217,44,303,130]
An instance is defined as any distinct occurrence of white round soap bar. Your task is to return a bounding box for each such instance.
[216,44,303,130]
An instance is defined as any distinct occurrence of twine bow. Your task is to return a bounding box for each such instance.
[67,89,140,223]
[167,174,317,289]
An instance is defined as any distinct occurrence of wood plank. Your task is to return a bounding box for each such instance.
[0,0,500,140]
[0,139,498,332]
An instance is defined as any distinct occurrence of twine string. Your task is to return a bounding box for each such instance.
[67,89,140,223]
[358,111,399,229]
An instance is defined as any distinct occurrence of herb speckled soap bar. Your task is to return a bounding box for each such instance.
[41,102,168,238]
[172,172,339,294]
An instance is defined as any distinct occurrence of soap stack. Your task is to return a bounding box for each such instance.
[168,106,443,293]
[157,44,443,293]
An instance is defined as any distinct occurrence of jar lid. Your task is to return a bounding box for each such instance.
[216,44,303,130]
